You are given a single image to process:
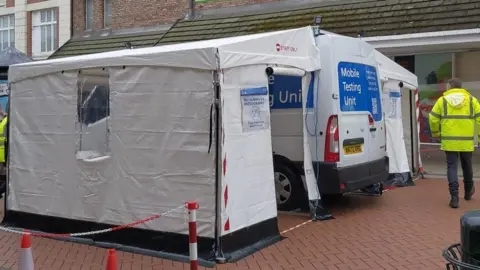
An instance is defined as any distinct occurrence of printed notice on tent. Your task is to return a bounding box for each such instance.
[0,80,8,96]
[387,90,401,119]
[240,86,270,132]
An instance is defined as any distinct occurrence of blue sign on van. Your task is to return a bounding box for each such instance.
[268,73,314,109]
[337,62,382,121]
[0,80,7,113]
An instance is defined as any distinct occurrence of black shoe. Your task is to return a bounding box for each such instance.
[450,196,459,208]
[465,185,475,201]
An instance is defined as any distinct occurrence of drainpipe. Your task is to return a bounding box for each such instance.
[70,0,73,36]
[188,0,195,20]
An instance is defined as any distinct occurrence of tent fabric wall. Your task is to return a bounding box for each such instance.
[220,65,277,235]
[381,80,414,187]
[8,71,79,213]
[219,65,280,257]
[375,50,418,187]
[7,67,216,236]
[108,66,217,236]
[302,72,332,220]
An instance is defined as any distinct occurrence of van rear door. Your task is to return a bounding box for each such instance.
[360,40,386,164]
[363,64,385,164]
[336,61,371,167]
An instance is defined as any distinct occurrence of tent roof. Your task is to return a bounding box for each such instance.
[10,27,321,83]
[0,47,32,67]
[375,50,418,90]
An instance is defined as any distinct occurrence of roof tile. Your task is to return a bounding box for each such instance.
[49,30,166,59]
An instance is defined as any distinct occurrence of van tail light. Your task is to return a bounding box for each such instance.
[368,114,374,126]
[325,115,339,162]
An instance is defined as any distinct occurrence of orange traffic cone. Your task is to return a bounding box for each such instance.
[106,249,117,270]
[19,232,34,270]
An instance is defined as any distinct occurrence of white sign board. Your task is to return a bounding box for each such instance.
[240,87,270,132]
[0,81,8,96]
[387,90,401,119]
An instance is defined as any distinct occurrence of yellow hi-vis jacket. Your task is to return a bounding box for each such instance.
[0,116,7,163]
[429,88,480,152]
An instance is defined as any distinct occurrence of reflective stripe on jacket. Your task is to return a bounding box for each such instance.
[428,88,480,152]
[0,116,7,163]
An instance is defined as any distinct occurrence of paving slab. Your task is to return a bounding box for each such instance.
[0,178,475,269]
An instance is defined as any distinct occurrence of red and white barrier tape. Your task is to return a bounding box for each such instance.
[0,204,185,237]
[280,220,312,235]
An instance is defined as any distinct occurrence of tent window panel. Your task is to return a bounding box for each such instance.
[76,69,110,160]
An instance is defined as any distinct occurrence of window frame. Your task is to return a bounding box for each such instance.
[0,14,14,51]
[104,0,112,28]
[85,0,93,31]
[31,9,57,57]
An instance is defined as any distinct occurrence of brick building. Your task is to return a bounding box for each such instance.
[0,0,70,60]
[72,0,279,36]
[73,0,282,34]
[57,0,283,58]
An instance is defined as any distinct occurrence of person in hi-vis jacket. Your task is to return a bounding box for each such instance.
[0,103,7,198]
[429,78,480,208]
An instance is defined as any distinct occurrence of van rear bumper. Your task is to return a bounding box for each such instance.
[295,157,389,194]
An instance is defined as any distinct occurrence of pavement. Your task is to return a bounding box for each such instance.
[0,178,476,269]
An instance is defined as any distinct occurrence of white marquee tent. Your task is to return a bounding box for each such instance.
[375,50,419,187]
[3,27,322,263]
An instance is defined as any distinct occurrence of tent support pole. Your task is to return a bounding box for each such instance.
[3,76,9,219]
[409,90,416,175]
[188,0,195,19]
[212,67,226,263]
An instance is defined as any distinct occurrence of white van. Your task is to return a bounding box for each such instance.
[270,32,389,210]
[76,31,389,212]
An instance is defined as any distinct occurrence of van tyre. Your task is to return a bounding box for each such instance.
[274,160,303,211]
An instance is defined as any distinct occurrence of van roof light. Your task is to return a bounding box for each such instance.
[313,16,322,26]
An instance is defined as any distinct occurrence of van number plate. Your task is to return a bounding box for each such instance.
[344,144,362,155]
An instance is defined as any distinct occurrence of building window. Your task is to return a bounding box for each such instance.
[32,9,57,56]
[86,0,93,30]
[454,50,480,145]
[0,15,14,51]
[76,69,110,160]
[396,53,453,145]
[104,0,112,28]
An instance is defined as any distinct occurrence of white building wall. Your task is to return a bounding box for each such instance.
[0,0,71,60]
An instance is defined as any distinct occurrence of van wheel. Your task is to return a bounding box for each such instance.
[274,161,303,211]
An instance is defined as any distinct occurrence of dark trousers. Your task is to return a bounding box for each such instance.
[446,151,474,196]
